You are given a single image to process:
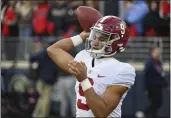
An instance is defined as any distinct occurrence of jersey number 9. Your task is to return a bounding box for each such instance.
[77,78,94,111]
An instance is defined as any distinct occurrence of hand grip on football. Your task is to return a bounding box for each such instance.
[75,6,103,32]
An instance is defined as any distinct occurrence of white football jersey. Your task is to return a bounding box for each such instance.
[74,50,136,117]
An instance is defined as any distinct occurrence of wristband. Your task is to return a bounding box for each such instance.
[81,78,92,92]
[71,35,83,47]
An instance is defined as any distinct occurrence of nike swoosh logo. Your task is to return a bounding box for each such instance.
[97,74,105,78]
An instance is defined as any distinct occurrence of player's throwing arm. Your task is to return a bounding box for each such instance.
[47,32,89,73]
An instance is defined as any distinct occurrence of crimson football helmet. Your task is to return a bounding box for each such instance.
[85,16,129,58]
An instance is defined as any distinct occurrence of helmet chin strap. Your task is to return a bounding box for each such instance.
[87,46,124,59]
[86,46,106,58]
[88,50,117,59]
[90,53,102,59]
[87,50,103,59]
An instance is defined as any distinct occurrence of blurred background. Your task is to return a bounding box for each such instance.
[1,0,170,118]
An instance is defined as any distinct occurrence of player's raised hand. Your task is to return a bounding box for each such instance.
[68,61,87,82]
[79,31,90,41]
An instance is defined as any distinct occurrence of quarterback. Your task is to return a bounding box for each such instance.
[47,16,136,117]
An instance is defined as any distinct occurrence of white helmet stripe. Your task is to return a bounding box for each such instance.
[100,16,119,22]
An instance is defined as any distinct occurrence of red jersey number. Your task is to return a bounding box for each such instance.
[77,78,94,111]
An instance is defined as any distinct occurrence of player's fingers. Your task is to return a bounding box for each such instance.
[80,61,87,69]
[79,62,85,70]
[68,63,82,75]
[71,62,85,74]
[74,62,82,69]
[75,68,81,74]
[69,61,77,66]
[70,67,81,77]
[68,61,77,67]
[68,63,73,68]
[68,63,78,72]
[69,67,80,76]
[68,61,74,64]
[70,61,81,68]
[69,68,77,75]
[80,61,86,66]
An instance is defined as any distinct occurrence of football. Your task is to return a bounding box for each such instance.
[76,6,103,32]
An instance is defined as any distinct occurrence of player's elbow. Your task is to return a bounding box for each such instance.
[47,46,52,55]
[47,46,55,58]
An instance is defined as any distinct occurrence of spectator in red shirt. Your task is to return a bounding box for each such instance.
[32,1,50,52]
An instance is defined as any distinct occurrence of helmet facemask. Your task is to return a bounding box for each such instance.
[85,27,120,58]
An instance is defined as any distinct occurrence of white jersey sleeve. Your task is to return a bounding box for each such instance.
[111,64,136,88]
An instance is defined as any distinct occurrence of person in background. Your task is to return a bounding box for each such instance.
[32,0,50,52]
[1,1,19,60]
[1,1,19,37]
[47,0,74,37]
[29,40,59,117]
[144,46,167,118]
[52,48,77,117]
[159,0,170,20]
[15,1,33,38]
[124,0,149,36]
[143,0,169,36]
[15,1,33,60]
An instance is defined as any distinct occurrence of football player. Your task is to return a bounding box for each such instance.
[47,16,136,117]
